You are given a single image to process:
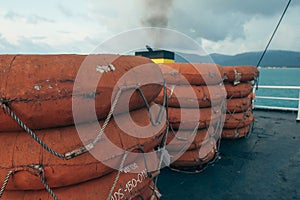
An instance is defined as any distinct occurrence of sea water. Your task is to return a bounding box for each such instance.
[254,68,300,108]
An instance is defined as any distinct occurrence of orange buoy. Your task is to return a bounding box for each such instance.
[226,94,253,113]
[0,108,166,191]
[170,138,217,169]
[222,125,251,139]
[1,158,159,200]
[223,110,254,129]
[166,128,214,152]
[223,66,259,83]
[154,84,226,108]
[225,82,253,98]
[0,55,17,95]
[168,107,222,130]
[159,63,224,85]
[0,54,163,132]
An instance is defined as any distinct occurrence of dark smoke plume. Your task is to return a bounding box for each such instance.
[141,0,173,27]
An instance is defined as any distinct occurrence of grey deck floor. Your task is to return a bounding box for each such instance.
[157,110,300,200]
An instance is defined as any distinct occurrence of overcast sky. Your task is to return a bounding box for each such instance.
[0,0,299,55]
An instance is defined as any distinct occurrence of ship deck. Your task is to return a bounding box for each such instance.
[157,110,300,200]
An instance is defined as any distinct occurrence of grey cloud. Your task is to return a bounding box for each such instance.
[57,4,74,17]
[0,34,56,53]
[4,10,23,21]
[185,0,300,17]
[170,5,248,41]
[0,34,16,53]
[88,0,298,43]
[58,30,72,34]
[28,36,47,40]
[0,34,97,54]
[57,3,94,21]
[3,10,55,24]
[2,1,298,54]
[0,36,54,53]
[167,0,298,42]
[26,15,55,24]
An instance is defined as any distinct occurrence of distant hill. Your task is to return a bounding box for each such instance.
[175,50,300,67]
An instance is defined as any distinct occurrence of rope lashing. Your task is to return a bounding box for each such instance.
[66,84,166,159]
[169,141,220,174]
[158,82,169,149]
[136,86,165,126]
[0,100,66,159]
[1,84,166,160]
[106,152,128,200]
[65,88,122,159]
[149,185,162,200]
[233,69,242,86]
[137,147,152,178]
[154,82,170,190]
[0,171,13,198]
[245,121,255,139]
[28,165,58,200]
[0,88,122,160]
[0,83,168,199]
[0,166,58,200]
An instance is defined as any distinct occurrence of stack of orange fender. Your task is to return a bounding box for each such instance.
[0,54,166,199]
[222,66,259,139]
[155,63,226,172]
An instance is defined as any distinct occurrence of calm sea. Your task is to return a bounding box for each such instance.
[254,68,300,108]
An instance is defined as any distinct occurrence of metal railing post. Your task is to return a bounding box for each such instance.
[297,90,300,121]
[252,87,256,109]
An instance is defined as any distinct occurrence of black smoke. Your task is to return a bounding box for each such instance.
[141,0,173,27]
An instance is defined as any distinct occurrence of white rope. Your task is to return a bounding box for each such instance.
[107,152,128,200]
[0,171,13,198]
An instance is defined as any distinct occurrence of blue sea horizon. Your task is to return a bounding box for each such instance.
[254,68,300,109]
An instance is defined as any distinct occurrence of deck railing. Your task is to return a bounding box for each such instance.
[253,85,300,121]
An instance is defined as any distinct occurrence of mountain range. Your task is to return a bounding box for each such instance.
[175,50,300,67]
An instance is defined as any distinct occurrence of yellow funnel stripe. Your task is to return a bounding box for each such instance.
[151,58,175,64]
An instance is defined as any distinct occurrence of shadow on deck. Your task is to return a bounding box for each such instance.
[157,110,300,200]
